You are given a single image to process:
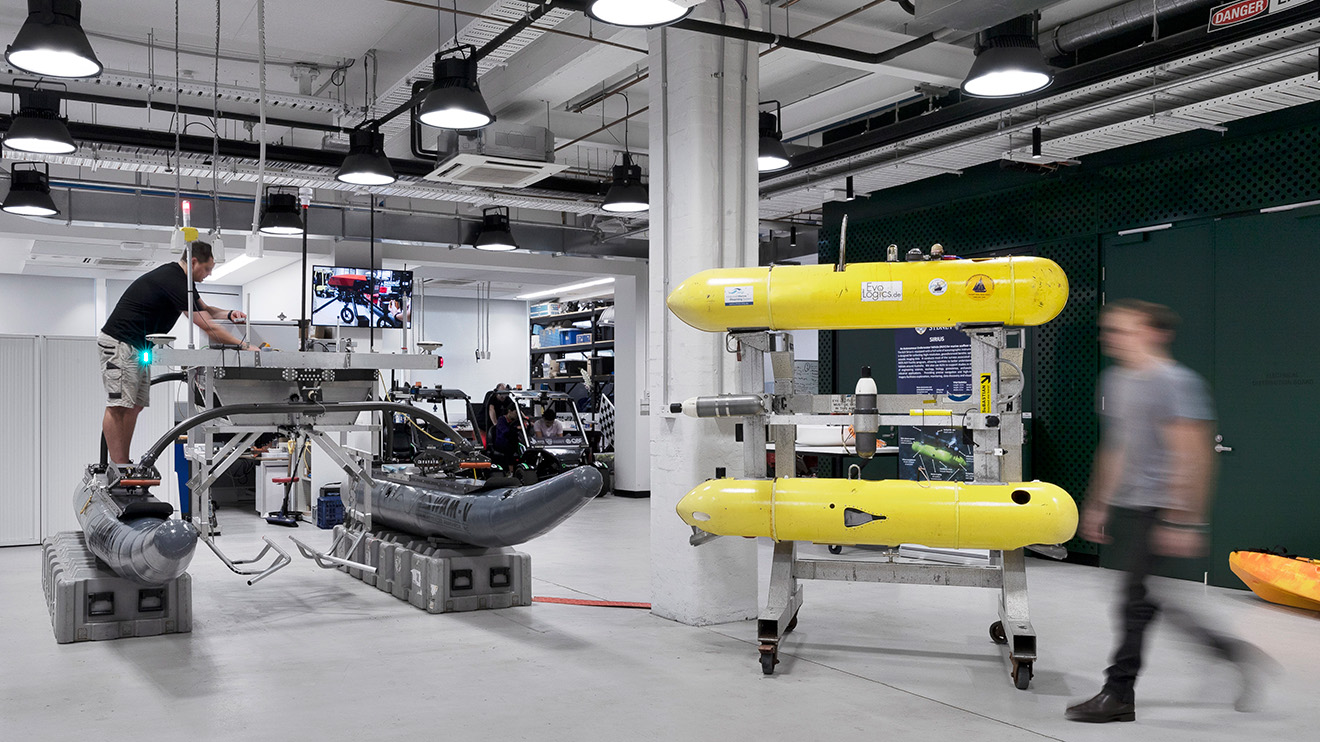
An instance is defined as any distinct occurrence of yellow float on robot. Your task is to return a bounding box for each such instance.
[677,478,1078,550]
[666,256,1068,332]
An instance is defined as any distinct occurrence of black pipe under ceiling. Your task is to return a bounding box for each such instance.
[767,0,1320,184]
[552,0,941,67]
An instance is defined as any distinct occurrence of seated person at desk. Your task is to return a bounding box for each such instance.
[98,241,255,474]
[489,407,523,466]
[532,408,564,439]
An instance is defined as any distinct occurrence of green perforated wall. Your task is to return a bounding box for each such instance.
[817,104,1320,557]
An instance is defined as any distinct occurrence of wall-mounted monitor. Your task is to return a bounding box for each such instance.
[311,265,413,328]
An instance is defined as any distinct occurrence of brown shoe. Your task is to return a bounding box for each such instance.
[1066,689,1136,723]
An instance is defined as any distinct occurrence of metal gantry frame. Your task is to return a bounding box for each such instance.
[726,324,1040,688]
[152,347,445,584]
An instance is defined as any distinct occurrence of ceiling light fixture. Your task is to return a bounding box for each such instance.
[516,277,615,301]
[206,253,257,283]
[790,225,798,247]
[2,162,59,217]
[418,45,495,131]
[336,127,397,186]
[603,152,649,213]
[5,0,103,79]
[3,88,77,154]
[1032,126,1043,159]
[475,206,517,251]
[599,92,648,213]
[845,176,856,202]
[1116,223,1173,236]
[586,0,695,28]
[961,15,1053,99]
[258,186,305,236]
[758,101,791,173]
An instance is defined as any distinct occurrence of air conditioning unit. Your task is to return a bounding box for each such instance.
[27,255,154,270]
[424,124,568,188]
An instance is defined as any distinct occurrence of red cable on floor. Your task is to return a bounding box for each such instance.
[533,596,651,609]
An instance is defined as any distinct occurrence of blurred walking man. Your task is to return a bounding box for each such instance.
[1067,299,1268,723]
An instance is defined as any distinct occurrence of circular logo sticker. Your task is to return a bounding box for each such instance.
[928,278,948,296]
[965,274,994,300]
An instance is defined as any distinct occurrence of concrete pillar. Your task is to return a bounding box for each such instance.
[648,5,762,625]
[612,271,651,495]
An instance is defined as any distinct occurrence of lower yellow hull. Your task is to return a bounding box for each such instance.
[677,478,1078,550]
[1229,551,1320,612]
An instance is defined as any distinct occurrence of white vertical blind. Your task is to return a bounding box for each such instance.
[0,336,40,546]
[40,337,103,537]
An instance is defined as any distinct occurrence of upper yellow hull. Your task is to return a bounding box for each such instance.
[666,257,1069,332]
[677,478,1078,550]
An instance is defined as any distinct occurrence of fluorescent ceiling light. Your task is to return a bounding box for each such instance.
[1116,223,1173,236]
[207,253,257,282]
[1260,199,1320,214]
[517,277,614,300]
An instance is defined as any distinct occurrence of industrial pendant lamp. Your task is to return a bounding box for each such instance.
[599,92,648,213]
[258,186,305,236]
[5,0,102,79]
[961,15,1052,99]
[586,0,694,27]
[474,206,517,251]
[418,45,495,131]
[336,127,397,186]
[3,88,77,154]
[602,153,649,213]
[758,101,790,173]
[2,162,59,217]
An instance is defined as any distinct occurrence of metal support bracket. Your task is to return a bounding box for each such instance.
[201,534,292,586]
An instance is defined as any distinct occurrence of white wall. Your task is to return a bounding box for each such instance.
[408,292,530,418]
[0,274,96,336]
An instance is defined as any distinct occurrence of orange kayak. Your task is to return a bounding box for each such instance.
[1229,550,1320,612]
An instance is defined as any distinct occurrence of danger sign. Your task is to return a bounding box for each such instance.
[1209,0,1269,30]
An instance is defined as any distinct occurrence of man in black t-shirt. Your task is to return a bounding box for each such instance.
[98,241,252,469]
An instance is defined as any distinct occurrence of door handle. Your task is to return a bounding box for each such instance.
[1214,444,1233,453]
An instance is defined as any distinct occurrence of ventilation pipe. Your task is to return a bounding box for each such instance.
[1043,0,1219,57]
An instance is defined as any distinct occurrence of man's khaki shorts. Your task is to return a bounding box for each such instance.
[97,332,151,408]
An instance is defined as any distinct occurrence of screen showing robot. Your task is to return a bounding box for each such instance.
[312,266,413,328]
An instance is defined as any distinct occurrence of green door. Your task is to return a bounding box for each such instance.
[1101,223,1215,582]
[1209,210,1320,586]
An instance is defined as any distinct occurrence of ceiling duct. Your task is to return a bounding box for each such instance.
[1043,0,1219,57]
[913,0,1048,32]
[424,123,568,188]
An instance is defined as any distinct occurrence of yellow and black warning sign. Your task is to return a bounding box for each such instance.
[980,373,992,413]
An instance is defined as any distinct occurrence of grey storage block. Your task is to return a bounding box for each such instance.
[41,531,192,644]
[331,526,532,614]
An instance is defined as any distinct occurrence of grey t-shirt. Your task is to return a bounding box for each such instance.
[1099,361,1215,510]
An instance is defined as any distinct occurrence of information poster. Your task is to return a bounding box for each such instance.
[895,328,973,481]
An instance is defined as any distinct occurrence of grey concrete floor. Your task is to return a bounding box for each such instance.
[2,496,1317,741]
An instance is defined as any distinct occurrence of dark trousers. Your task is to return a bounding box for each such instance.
[1103,506,1241,702]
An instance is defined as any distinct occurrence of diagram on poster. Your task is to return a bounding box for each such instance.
[895,327,973,480]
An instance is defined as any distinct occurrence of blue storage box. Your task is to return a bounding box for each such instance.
[316,494,344,529]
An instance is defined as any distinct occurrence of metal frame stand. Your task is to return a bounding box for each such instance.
[733,326,1040,688]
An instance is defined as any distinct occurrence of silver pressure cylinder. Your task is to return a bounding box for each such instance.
[74,472,199,586]
[671,394,766,418]
[854,366,879,459]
